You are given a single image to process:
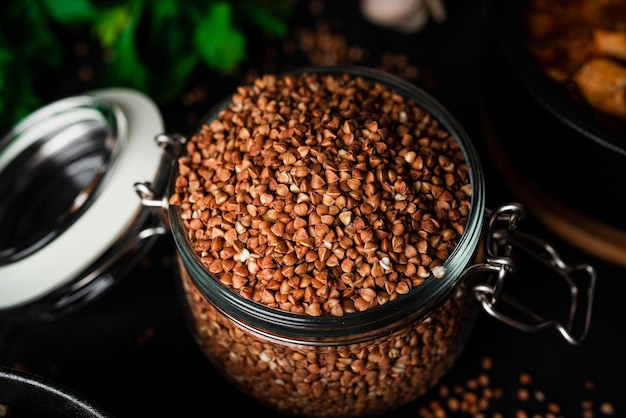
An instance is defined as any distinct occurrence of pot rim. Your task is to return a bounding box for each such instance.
[0,366,112,417]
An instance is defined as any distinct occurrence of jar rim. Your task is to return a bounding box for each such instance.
[170,65,486,343]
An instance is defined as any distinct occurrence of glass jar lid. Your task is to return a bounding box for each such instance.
[0,88,165,319]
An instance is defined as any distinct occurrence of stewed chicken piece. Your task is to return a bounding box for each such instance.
[524,0,626,122]
[593,29,626,60]
[572,57,626,119]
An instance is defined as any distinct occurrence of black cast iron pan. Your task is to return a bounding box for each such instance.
[0,366,113,417]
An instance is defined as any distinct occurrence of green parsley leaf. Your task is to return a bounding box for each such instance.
[41,0,97,24]
[194,2,246,74]
[101,14,149,91]
[237,0,295,37]
[92,5,133,47]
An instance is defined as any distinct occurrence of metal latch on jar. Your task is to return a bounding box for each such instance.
[461,203,596,346]
[133,133,186,227]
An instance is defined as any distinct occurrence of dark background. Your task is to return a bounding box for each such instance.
[1,0,625,416]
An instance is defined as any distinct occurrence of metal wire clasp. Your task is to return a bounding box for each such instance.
[461,203,596,346]
[133,133,187,229]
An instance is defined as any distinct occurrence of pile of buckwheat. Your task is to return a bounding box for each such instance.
[170,73,472,316]
[417,356,617,417]
[169,70,472,316]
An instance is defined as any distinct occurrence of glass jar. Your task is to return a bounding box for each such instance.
[137,66,597,418]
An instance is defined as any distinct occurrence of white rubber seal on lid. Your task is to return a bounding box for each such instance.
[0,88,164,309]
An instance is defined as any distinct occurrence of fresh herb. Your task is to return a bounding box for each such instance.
[0,0,296,132]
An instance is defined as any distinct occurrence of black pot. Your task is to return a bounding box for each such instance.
[0,366,113,418]
[480,0,626,266]
[489,0,626,152]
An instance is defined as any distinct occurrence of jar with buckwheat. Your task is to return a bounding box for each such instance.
[159,66,593,417]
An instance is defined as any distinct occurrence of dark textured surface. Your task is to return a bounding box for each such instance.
[1,1,625,417]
